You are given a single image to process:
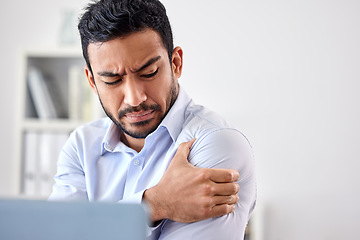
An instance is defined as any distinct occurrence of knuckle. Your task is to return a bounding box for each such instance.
[229,194,239,204]
[200,168,210,180]
[226,204,235,213]
[201,183,214,195]
[197,169,211,181]
[197,197,215,216]
[226,195,234,204]
[203,197,215,208]
[199,206,212,217]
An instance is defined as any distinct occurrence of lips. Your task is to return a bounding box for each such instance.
[125,110,154,123]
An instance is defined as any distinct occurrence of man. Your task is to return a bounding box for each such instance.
[49,0,256,239]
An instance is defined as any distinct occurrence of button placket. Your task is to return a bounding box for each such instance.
[124,156,143,198]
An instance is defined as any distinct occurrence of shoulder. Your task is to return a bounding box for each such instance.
[190,128,253,171]
[63,117,110,156]
[178,102,253,170]
[73,117,110,135]
[178,102,236,141]
[70,117,110,141]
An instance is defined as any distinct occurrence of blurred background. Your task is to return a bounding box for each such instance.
[1,0,359,239]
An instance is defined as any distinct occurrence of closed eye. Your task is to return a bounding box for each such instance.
[104,78,122,85]
[141,68,159,78]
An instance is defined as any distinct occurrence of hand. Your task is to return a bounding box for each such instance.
[143,139,240,223]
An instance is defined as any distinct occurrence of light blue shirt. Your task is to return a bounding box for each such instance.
[49,86,256,239]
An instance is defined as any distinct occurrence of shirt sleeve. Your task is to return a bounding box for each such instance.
[158,128,257,240]
[48,134,88,201]
[48,131,145,205]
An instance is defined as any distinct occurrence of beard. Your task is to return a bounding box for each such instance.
[98,78,178,139]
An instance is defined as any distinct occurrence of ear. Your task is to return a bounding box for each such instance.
[84,65,98,95]
[172,46,183,79]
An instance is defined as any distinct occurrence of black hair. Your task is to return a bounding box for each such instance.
[78,0,174,73]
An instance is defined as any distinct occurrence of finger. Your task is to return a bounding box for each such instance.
[184,138,196,150]
[173,138,196,160]
[209,204,236,218]
[212,194,239,206]
[211,182,239,196]
[207,168,239,183]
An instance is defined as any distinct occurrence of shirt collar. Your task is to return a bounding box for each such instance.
[101,119,120,154]
[101,85,192,153]
[160,85,192,143]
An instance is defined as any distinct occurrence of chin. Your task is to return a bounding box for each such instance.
[122,120,160,139]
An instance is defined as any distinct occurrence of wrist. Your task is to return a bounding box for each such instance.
[143,187,167,222]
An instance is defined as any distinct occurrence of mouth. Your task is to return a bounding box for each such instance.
[124,110,155,123]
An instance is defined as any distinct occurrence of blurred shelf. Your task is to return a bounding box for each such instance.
[21,118,86,132]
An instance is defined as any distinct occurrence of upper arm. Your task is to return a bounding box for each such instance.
[159,129,256,239]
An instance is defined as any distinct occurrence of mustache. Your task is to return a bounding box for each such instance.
[118,103,161,119]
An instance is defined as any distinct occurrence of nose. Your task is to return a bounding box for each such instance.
[123,80,147,107]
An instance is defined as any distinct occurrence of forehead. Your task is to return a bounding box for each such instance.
[88,29,168,70]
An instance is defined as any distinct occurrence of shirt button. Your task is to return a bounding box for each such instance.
[133,159,140,166]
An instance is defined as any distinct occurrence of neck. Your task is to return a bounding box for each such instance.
[120,132,145,153]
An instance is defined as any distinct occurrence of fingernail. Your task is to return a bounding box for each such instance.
[233,171,239,181]
[234,183,240,193]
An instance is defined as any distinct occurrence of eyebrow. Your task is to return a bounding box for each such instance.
[97,56,161,78]
[132,55,161,73]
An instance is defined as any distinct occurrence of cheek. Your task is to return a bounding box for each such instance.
[147,80,173,110]
[97,87,123,111]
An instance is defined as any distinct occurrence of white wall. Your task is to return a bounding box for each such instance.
[1,0,359,239]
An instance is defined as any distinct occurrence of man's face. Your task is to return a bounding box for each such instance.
[85,29,182,139]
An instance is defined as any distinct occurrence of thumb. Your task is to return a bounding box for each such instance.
[171,138,196,165]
